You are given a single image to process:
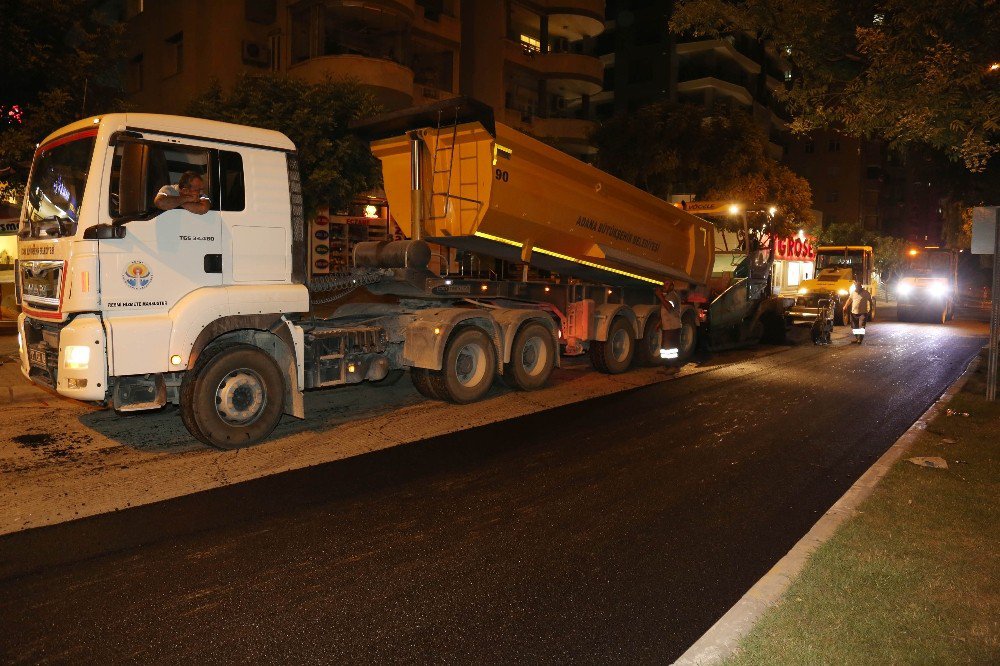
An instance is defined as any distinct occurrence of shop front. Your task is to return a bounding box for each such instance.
[0,202,19,324]
[769,233,817,297]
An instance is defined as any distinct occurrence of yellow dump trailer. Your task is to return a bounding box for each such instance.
[368,109,714,289]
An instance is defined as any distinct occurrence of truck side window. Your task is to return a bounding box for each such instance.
[108,140,212,217]
[219,150,245,211]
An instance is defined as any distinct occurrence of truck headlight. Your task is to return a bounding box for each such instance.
[897,282,913,296]
[63,345,91,370]
[929,283,949,298]
[798,287,808,295]
[837,289,849,296]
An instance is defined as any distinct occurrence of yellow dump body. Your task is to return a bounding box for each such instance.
[371,121,715,287]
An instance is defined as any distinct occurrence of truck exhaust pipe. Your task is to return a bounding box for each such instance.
[410,131,423,241]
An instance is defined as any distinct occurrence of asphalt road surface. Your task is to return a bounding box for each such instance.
[0,314,987,664]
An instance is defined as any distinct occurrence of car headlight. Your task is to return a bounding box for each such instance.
[798,287,808,295]
[63,345,90,370]
[897,282,913,296]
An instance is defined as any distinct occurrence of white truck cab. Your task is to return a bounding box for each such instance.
[18,114,309,443]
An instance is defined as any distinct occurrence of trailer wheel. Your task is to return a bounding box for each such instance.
[675,313,698,364]
[590,316,634,374]
[502,322,556,390]
[180,343,285,450]
[428,327,497,403]
[633,316,664,367]
[410,368,441,399]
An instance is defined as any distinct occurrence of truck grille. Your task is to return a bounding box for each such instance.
[20,260,64,311]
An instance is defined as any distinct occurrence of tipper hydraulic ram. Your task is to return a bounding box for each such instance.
[16,98,772,448]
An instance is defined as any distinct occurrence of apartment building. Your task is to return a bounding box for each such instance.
[123,0,605,157]
[597,0,789,159]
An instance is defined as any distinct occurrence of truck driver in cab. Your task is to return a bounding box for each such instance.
[154,170,211,215]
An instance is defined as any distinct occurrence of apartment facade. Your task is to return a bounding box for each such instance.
[597,0,789,159]
[123,0,605,157]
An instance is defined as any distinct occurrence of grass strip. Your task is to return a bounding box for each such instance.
[728,352,1000,665]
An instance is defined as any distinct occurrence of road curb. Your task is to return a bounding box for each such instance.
[673,347,983,665]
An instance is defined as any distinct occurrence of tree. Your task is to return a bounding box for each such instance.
[592,101,816,234]
[0,0,125,203]
[670,0,1000,172]
[187,74,383,215]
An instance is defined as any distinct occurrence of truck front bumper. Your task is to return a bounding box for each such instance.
[20,313,109,402]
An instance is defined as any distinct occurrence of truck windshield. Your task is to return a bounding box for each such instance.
[19,131,96,239]
[816,250,865,270]
[905,252,951,276]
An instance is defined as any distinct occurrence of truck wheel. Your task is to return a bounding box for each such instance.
[502,322,556,390]
[180,343,285,450]
[428,327,497,403]
[675,314,698,364]
[410,368,441,399]
[633,316,663,367]
[590,316,634,374]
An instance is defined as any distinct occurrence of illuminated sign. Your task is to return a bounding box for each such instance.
[771,235,816,262]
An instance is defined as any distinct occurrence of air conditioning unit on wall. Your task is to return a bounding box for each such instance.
[242,41,271,67]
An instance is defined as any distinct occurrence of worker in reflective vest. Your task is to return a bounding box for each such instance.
[655,281,683,358]
[843,279,874,344]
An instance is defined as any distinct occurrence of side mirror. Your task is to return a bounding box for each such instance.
[83,224,127,240]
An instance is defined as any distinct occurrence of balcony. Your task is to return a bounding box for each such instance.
[504,110,597,156]
[504,40,603,96]
[676,39,761,75]
[677,77,753,106]
[414,2,461,43]
[289,55,414,110]
[544,0,605,39]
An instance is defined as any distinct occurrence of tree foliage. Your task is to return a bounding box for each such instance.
[187,74,383,215]
[0,0,125,203]
[670,0,1000,172]
[592,101,815,234]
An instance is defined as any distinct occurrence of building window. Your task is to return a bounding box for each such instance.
[126,0,144,19]
[164,32,183,77]
[520,34,541,53]
[245,0,277,24]
[826,190,839,203]
[828,137,841,152]
[628,59,654,84]
[804,140,814,154]
[290,8,311,64]
[269,34,282,72]
[126,54,144,94]
[784,69,792,82]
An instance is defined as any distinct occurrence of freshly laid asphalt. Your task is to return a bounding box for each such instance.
[0,313,987,663]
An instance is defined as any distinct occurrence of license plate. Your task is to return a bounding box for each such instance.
[28,349,47,367]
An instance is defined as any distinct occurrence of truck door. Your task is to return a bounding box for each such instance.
[100,136,223,311]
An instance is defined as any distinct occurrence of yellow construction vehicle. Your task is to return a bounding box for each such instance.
[787,245,878,325]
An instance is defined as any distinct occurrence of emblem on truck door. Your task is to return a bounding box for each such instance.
[123,260,153,289]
